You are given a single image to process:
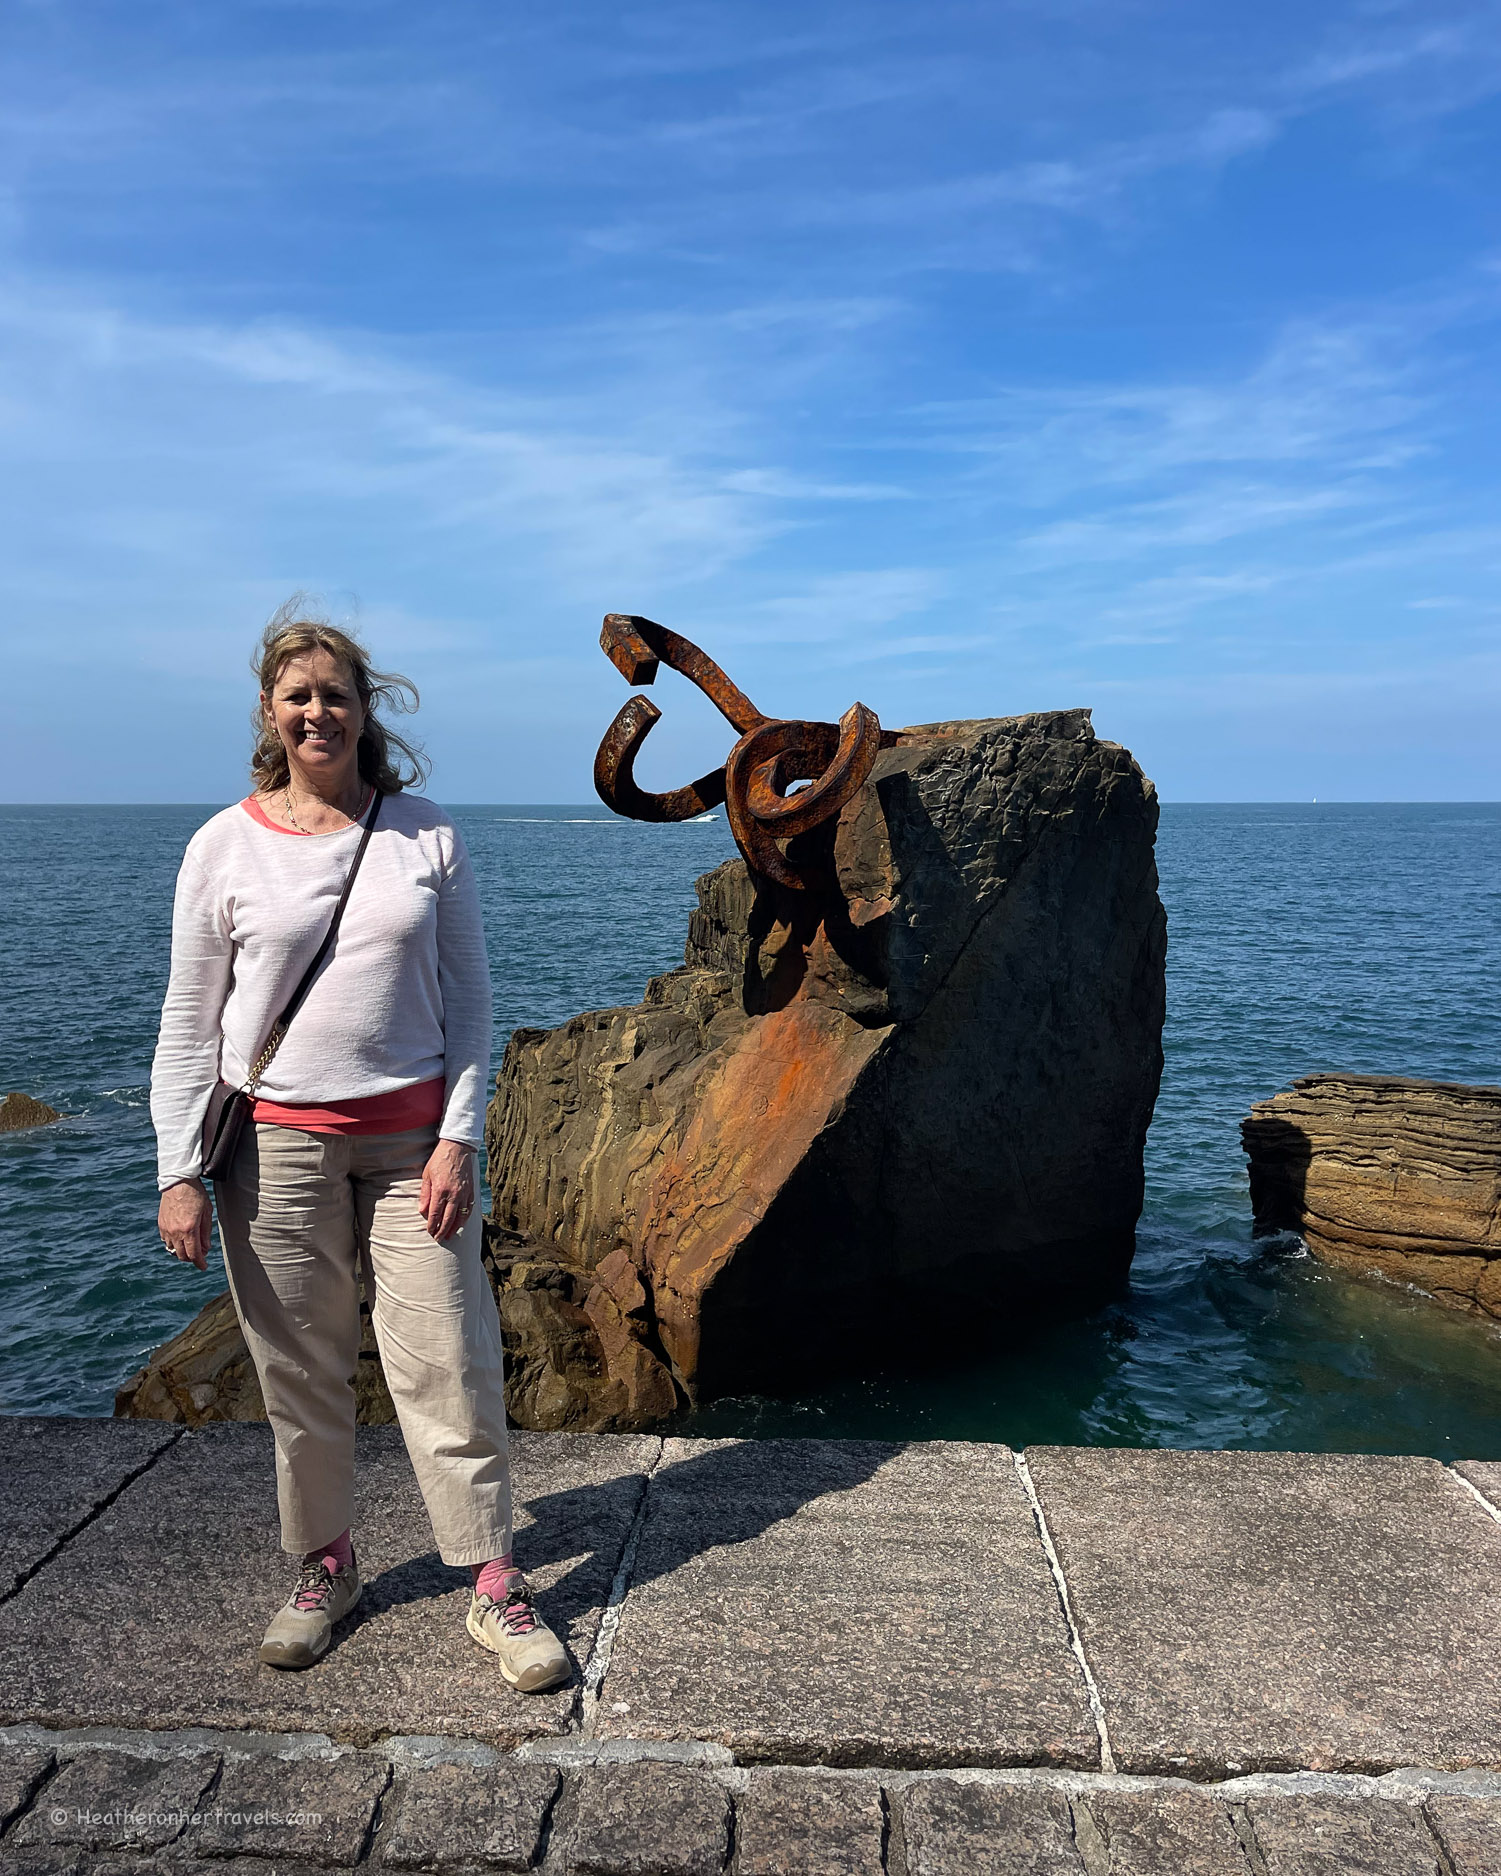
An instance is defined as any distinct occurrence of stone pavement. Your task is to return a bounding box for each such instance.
[1,1419,1500,1872]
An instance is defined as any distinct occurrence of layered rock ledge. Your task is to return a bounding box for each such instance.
[1242,1074,1501,1318]
[487,710,1166,1431]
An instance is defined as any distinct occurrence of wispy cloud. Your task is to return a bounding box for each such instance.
[1286,5,1501,116]
[911,316,1436,491]
[800,108,1280,235]
[2,0,1500,800]
[735,568,948,642]
[0,272,808,791]
[1020,485,1366,560]
[718,468,906,499]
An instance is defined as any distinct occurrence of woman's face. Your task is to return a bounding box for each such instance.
[263,649,366,791]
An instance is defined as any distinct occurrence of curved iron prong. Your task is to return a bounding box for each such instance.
[593,693,729,823]
[601,614,767,736]
[743,703,882,838]
[723,760,804,889]
[724,718,842,890]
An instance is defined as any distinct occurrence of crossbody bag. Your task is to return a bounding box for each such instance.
[200,788,383,1183]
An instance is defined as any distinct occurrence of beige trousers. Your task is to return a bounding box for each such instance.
[215,1122,512,1564]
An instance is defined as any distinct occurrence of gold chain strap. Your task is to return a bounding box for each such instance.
[246,1023,286,1093]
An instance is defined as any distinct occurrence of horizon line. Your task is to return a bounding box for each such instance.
[4,799,1501,810]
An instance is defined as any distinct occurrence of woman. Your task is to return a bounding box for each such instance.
[151,604,567,1692]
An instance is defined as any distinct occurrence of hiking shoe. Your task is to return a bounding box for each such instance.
[466,1579,570,1692]
[259,1550,362,1669]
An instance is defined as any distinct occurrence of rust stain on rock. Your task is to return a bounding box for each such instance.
[639,1001,890,1383]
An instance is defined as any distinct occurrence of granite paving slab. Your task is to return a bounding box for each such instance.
[1425,1794,1501,1875]
[594,1439,1096,1768]
[732,1770,886,1876]
[0,1424,658,1746]
[559,1759,731,1876]
[375,1760,560,1870]
[187,1750,391,1864]
[1243,1795,1443,1875]
[9,1747,219,1853]
[1080,1788,1249,1875]
[898,1780,1085,1874]
[0,1419,178,1600]
[1027,1447,1501,1777]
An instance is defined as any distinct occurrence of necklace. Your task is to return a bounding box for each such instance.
[282,784,370,833]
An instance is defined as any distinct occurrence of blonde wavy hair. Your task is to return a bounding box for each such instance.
[250,599,428,796]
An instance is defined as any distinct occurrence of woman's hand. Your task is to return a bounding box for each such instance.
[421,1139,477,1243]
[159,1179,213,1270]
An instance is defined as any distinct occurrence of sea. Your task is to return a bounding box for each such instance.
[3,801,1500,1456]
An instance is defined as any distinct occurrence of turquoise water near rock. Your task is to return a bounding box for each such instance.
[2,800,1499,1454]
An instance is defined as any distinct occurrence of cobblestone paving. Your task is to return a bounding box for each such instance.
[4,1423,1501,1871]
[3,1729,1501,1873]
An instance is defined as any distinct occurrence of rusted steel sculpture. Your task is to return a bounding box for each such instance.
[592,613,895,889]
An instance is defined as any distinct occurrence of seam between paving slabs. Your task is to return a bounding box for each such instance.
[1013,1451,1116,1775]
[576,1437,665,1737]
[1425,1806,1462,1876]
[353,1759,394,1865]
[0,1426,186,1610]
[10,1725,1501,1797]
[1229,1802,1269,1876]
[1067,1792,1111,1876]
[1447,1465,1501,1532]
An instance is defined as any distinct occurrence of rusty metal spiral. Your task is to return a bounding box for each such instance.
[592,614,893,889]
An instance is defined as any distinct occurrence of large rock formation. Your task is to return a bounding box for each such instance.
[1242,1075,1501,1318]
[487,709,1167,1431]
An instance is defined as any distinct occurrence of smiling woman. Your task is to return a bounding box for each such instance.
[146,601,571,1695]
[247,600,427,826]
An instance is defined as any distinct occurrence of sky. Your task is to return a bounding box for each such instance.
[2,0,1499,802]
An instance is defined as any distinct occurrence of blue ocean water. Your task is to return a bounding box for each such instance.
[2,801,1499,1455]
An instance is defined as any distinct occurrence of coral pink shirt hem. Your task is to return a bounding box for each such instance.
[250,1076,447,1135]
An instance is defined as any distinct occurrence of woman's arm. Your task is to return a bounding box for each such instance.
[424,821,492,1242]
[433,821,492,1147]
[151,849,233,1264]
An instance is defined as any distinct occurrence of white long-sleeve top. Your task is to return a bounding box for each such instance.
[150,792,491,1188]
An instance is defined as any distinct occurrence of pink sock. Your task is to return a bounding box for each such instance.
[307,1528,353,1574]
[471,1553,524,1601]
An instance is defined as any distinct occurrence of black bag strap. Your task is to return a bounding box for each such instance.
[244,788,383,1091]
